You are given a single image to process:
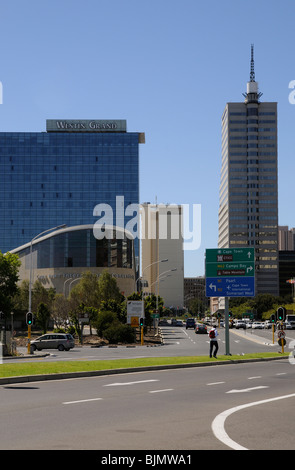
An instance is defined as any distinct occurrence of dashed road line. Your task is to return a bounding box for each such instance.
[63,397,103,405]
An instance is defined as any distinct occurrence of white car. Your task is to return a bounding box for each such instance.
[252,322,263,329]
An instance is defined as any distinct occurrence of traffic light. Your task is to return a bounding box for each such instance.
[277,307,286,322]
[139,317,144,327]
[270,313,276,323]
[26,311,33,326]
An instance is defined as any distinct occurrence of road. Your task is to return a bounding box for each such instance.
[0,358,294,450]
[12,324,295,362]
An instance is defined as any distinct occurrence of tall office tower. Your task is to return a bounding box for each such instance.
[218,46,279,295]
[0,119,145,267]
[278,226,295,251]
[140,203,184,309]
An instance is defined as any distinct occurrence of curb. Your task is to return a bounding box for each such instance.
[1,353,49,360]
[0,355,288,386]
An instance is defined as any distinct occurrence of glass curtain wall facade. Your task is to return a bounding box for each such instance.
[17,227,133,270]
[0,124,143,266]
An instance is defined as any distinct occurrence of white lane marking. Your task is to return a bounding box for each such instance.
[248,376,262,380]
[207,382,225,386]
[212,392,295,450]
[104,379,159,387]
[276,373,286,376]
[226,386,268,394]
[149,389,174,394]
[63,398,103,405]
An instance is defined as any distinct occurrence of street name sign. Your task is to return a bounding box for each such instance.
[205,248,255,298]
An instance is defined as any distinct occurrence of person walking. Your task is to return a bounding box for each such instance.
[209,326,219,358]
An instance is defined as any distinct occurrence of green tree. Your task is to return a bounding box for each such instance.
[69,272,100,307]
[12,279,29,316]
[51,294,71,329]
[36,302,51,334]
[0,251,21,319]
[97,270,124,304]
[144,294,164,328]
[32,280,55,315]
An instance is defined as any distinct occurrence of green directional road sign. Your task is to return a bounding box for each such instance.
[206,261,254,277]
[205,248,255,298]
[205,248,255,264]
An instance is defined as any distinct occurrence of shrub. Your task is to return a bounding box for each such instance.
[67,325,76,336]
[103,323,136,344]
[94,310,118,337]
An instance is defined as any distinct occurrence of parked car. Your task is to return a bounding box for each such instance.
[176,320,184,326]
[159,319,169,326]
[235,320,246,329]
[186,318,196,329]
[30,333,75,352]
[195,323,207,334]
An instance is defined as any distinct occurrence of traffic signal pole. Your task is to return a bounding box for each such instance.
[27,325,31,354]
[139,318,144,345]
[26,312,33,354]
[224,297,231,355]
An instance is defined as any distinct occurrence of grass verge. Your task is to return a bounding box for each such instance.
[0,352,290,378]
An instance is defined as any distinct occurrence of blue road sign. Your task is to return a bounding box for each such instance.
[206,276,255,298]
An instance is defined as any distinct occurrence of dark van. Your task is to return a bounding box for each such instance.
[186,318,196,329]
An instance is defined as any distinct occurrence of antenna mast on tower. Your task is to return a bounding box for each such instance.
[250,44,255,82]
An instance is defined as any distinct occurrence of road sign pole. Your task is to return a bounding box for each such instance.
[224,297,231,356]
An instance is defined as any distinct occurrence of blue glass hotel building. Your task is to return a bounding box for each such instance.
[0,119,145,268]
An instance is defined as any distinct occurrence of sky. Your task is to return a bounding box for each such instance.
[0,0,295,277]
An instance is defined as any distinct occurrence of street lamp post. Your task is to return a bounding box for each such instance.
[27,224,67,353]
[156,268,177,311]
[135,259,168,295]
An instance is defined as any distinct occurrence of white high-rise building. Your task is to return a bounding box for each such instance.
[140,203,184,309]
[218,45,279,295]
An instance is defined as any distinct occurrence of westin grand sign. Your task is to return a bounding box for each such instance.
[46,119,127,132]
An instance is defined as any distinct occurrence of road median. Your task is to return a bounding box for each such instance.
[0,353,290,385]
